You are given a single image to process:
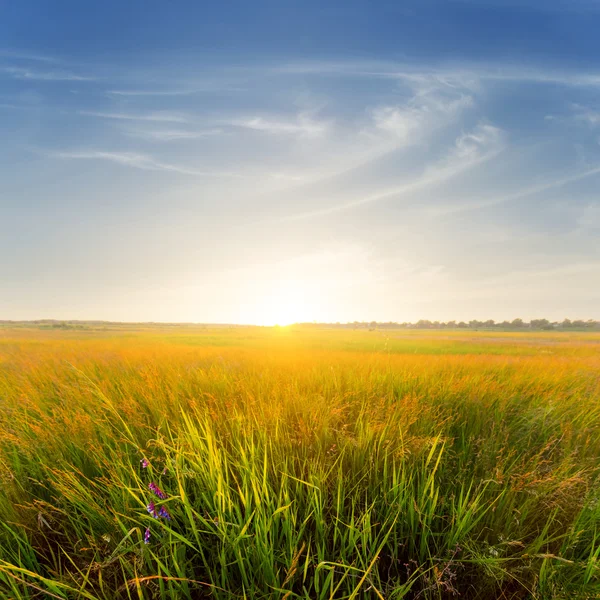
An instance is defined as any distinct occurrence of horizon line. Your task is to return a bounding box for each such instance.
[2,317,599,328]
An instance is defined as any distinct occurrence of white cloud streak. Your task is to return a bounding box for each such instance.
[0,49,58,63]
[283,123,506,220]
[434,164,600,215]
[51,150,239,177]
[78,110,188,123]
[229,112,330,137]
[125,128,224,141]
[267,60,600,89]
[1,66,93,81]
[105,89,196,97]
[371,93,473,143]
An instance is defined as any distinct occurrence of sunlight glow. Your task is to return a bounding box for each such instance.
[252,280,318,326]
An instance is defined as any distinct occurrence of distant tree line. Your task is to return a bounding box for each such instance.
[299,318,600,331]
[2,319,599,331]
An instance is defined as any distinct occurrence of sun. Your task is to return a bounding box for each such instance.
[269,302,303,327]
[251,280,318,326]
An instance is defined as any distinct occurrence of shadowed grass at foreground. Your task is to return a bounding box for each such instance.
[0,328,599,599]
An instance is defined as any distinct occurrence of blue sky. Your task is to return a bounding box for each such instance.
[2,1,600,324]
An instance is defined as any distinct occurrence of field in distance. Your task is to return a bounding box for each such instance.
[0,326,599,599]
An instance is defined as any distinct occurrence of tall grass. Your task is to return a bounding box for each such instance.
[0,328,599,598]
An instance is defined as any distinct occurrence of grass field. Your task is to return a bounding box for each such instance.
[0,327,599,599]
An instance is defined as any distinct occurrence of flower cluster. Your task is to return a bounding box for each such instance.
[138,454,177,545]
[149,482,167,499]
[158,505,171,520]
[146,501,171,521]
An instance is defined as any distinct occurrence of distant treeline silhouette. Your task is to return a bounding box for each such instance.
[2,319,599,331]
[298,318,600,330]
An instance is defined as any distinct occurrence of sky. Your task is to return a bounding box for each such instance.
[2,1,600,325]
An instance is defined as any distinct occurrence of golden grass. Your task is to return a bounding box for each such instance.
[0,327,599,599]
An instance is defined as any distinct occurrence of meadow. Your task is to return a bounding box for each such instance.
[0,326,599,599]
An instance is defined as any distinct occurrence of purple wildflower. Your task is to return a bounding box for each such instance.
[143,527,151,545]
[141,458,149,469]
[158,506,171,521]
[149,482,166,499]
[146,501,158,519]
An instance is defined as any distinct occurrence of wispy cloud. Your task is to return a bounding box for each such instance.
[220,80,486,208]
[78,110,188,123]
[434,163,600,215]
[481,68,600,87]
[268,60,600,89]
[229,112,330,137]
[283,123,506,220]
[370,93,473,143]
[0,49,58,63]
[105,79,244,97]
[543,103,600,127]
[51,150,238,177]
[452,123,504,158]
[573,104,600,127]
[125,127,224,141]
[1,66,93,81]
[105,89,196,97]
